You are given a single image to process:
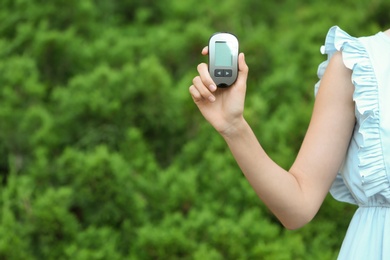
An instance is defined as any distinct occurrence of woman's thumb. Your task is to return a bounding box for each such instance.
[236,53,249,85]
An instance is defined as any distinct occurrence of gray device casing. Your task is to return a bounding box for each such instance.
[208,33,239,88]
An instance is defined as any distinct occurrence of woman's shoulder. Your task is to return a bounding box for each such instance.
[384,29,390,38]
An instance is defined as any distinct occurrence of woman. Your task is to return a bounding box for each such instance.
[189,26,390,259]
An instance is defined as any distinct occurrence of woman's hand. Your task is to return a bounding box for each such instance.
[189,47,249,136]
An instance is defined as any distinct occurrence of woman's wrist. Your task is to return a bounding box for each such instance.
[219,117,249,139]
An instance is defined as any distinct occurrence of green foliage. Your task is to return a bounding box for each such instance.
[1,0,385,258]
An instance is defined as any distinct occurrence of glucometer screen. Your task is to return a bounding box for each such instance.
[215,41,232,66]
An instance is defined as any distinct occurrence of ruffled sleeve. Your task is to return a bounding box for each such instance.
[315,26,389,204]
[314,26,370,95]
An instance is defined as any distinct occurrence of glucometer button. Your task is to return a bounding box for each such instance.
[214,69,233,78]
[224,69,232,77]
[215,69,224,77]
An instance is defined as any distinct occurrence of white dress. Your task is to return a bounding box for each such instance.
[315,26,390,259]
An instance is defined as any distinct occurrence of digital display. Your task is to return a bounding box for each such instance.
[215,41,232,66]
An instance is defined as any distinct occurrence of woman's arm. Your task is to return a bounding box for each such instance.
[189,51,355,229]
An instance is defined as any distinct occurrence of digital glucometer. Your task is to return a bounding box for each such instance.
[208,32,239,88]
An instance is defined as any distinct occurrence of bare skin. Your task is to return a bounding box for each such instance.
[189,47,356,229]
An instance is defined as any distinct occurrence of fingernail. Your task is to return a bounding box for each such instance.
[208,95,216,102]
[209,84,217,91]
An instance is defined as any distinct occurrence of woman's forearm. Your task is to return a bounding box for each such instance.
[221,118,311,229]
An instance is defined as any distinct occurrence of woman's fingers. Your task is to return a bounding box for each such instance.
[197,63,217,92]
[192,75,216,102]
[189,84,202,102]
[190,60,217,104]
[201,46,208,55]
